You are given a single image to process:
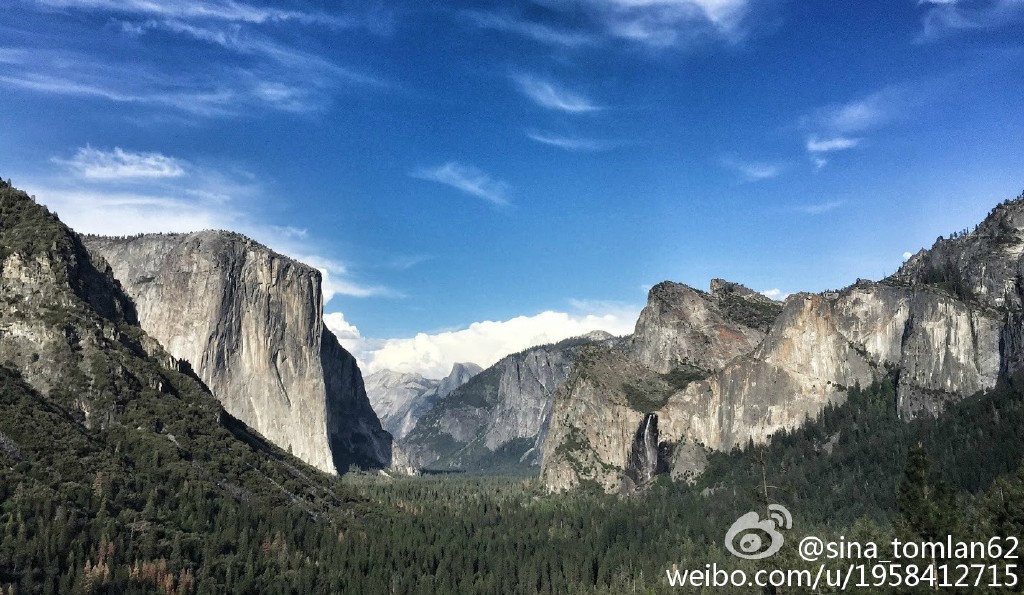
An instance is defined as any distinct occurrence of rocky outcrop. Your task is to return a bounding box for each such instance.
[403,333,619,471]
[656,282,1001,458]
[628,281,771,374]
[84,231,392,474]
[0,189,158,428]
[543,281,772,491]
[365,362,481,441]
[893,197,1024,311]
[543,219,1014,492]
[541,346,665,491]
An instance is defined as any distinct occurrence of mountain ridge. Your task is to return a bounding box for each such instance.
[541,194,1024,492]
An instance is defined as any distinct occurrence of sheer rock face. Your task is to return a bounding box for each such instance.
[364,371,437,440]
[540,348,648,492]
[657,283,1000,453]
[891,197,1024,378]
[542,248,1009,491]
[365,363,481,441]
[542,281,772,492]
[84,231,392,474]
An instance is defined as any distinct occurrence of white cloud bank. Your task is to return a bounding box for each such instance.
[329,303,641,379]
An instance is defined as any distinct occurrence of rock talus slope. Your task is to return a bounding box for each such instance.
[84,232,392,474]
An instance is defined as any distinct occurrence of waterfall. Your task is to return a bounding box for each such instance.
[624,413,662,491]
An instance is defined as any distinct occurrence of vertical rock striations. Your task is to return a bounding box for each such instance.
[84,231,392,474]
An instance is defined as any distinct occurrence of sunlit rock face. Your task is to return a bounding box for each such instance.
[542,281,772,492]
[656,283,1001,457]
[628,281,768,374]
[543,197,1024,495]
[85,231,393,474]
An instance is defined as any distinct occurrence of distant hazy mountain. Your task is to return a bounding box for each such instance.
[365,362,481,440]
[401,331,622,472]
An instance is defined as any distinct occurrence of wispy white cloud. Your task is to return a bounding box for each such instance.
[299,255,398,300]
[525,130,615,152]
[411,162,510,206]
[352,301,641,378]
[383,254,433,271]
[534,0,755,47]
[794,200,844,215]
[134,18,385,88]
[805,136,860,153]
[721,156,782,181]
[917,0,1024,41]
[26,0,358,28]
[55,146,186,180]
[512,74,601,113]
[3,1,388,118]
[27,146,389,301]
[459,1,758,48]
[801,89,898,167]
[819,96,886,134]
[461,10,598,47]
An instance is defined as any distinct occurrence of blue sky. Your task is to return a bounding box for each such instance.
[2,0,1023,377]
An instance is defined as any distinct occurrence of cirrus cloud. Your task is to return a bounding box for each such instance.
[805,136,861,153]
[411,162,510,206]
[525,130,616,152]
[55,146,186,180]
[512,73,601,113]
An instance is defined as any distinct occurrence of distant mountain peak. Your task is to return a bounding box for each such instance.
[578,330,615,342]
[448,362,483,377]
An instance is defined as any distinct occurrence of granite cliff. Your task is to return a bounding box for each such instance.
[542,280,777,491]
[542,195,1023,492]
[84,232,394,474]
